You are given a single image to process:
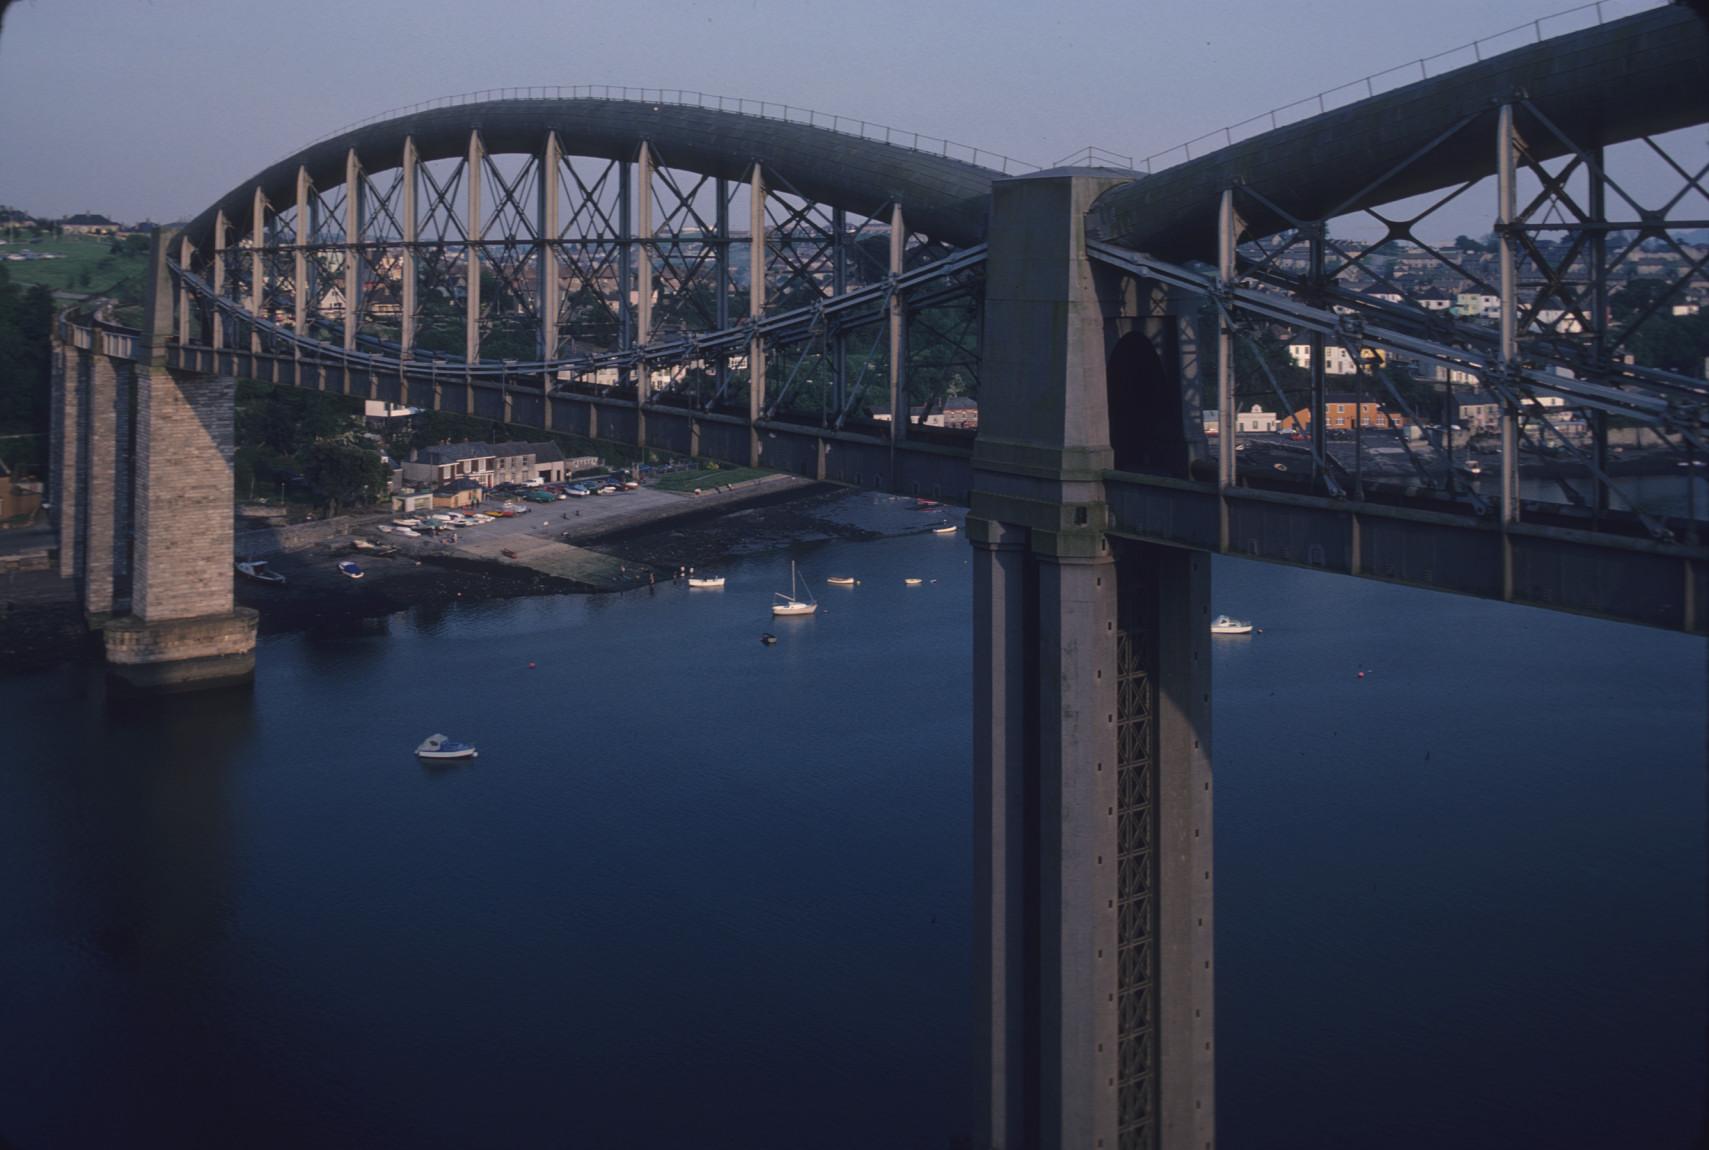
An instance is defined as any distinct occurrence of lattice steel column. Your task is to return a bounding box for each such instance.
[177,235,194,346]
[1216,188,1237,493]
[1497,103,1520,528]
[294,165,309,340]
[466,129,483,367]
[250,188,265,353]
[211,211,227,351]
[749,163,766,465]
[345,147,361,352]
[888,202,905,442]
[401,137,418,360]
[636,141,654,445]
[540,131,560,396]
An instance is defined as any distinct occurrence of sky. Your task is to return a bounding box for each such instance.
[0,0,1692,233]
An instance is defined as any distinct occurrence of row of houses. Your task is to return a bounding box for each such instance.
[1206,390,1590,443]
[394,441,603,509]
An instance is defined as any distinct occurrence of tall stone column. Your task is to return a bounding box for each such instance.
[54,341,83,580]
[971,168,1215,1149]
[971,515,1032,1149]
[82,352,122,621]
[1113,540,1215,1150]
[102,228,256,691]
[1034,530,1120,1150]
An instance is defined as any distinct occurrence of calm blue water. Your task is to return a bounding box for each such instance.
[1,528,1702,1148]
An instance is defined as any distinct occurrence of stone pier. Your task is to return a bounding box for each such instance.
[970,169,1214,1150]
[99,229,257,691]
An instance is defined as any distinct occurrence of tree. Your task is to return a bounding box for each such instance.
[301,441,388,515]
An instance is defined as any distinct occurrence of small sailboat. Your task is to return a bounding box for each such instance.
[771,561,818,616]
[338,560,365,580]
[931,524,957,535]
[903,577,924,586]
[1210,614,1253,635]
[826,576,858,587]
[688,575,726,588]
[415,733,478,760]
[235,559,286,585]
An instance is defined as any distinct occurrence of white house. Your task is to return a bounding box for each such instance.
[1286,344,1359,375]
[1454,292,1502,320]
[1237,404,1278,433]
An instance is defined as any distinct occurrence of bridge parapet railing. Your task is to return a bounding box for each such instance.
[308,86,1042,177]
[1135,0,1667,172]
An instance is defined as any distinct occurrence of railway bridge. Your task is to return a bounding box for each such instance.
[49,4,1709,1146]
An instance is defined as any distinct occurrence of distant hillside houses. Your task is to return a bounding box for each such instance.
[58,213,120,236]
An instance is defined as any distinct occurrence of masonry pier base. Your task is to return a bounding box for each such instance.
[102,609,259,692]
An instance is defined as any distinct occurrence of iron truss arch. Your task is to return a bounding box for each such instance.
[163,94,999,446]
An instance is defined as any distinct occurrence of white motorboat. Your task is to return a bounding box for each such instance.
[687,575,726,588]
[771,561,818,616]
[1210,614,1253,635]
[415,733,478,760]
[932,524,957,535]
[826,576,858,587]
[235,559,286,585]
[393,517,422,528]
[903,577,924,586]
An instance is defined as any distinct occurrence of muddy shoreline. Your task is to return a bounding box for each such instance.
[2,485,945,675]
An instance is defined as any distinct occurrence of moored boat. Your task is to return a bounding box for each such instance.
[1210,614,1253,635]
[338,561,365,580]
[903,577,923,586]
[931,524,957,535]
[771,561,817,616]
[687,575,725,588]
[826,576,857,587]
[415,733,478,760]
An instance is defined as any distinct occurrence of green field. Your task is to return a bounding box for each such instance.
[0,234,149,297]
[652,466,771,493]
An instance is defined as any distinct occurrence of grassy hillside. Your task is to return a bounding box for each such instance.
[0,234,149,297]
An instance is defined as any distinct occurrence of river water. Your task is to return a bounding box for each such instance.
[1,523,1702,1148]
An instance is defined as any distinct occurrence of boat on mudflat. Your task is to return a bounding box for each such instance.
[338,561,365,580]
[235,559,286,585]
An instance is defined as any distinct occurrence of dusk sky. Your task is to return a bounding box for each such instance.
[0,0,1689,233]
